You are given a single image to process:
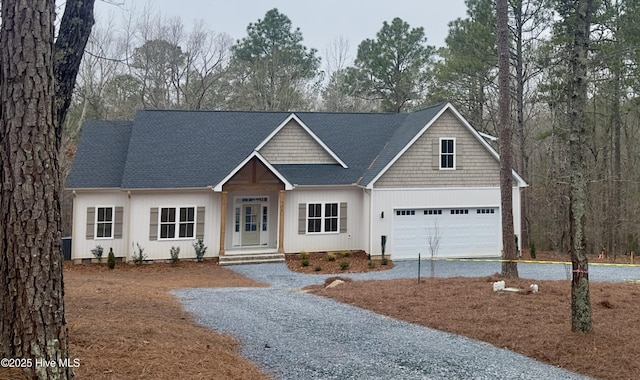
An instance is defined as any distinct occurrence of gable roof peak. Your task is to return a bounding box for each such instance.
[255,113,349,168]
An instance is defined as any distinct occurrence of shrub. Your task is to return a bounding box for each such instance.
[132,243,147,265]
[340,260,350,270]
[301,258,310,267]
[107,248,116,269]
[193,239,207,262]
[314,265,322,272]
[327,253,336,261]
[367,260,376,269]
[90,245,104,262]
[341,250,351,257]
[300,250,310,260]
[170,246,180,264]
[381,257,388,266]
[530,242,536,260]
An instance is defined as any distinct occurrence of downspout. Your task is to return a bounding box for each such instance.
[126,190,131,262]
[364,186,373,257]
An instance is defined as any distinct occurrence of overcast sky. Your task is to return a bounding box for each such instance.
[95,0,469,62]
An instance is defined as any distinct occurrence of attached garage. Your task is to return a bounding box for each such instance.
[391,207,500,259]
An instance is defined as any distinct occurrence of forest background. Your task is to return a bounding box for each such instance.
[61,0,640,258]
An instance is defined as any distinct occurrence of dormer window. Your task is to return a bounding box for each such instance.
[440,138,456,169]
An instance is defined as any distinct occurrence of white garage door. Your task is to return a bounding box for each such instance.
[392,207,500,259]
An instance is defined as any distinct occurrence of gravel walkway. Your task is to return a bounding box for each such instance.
[173,260,638,379]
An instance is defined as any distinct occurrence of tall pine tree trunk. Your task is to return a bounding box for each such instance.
[496,0,518,277]
[0,1,71,379]
[566,0,593,333]
[1,1,95,378]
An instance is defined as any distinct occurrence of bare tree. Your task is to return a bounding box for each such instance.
[426,222,442,277]
[0,1,95,379]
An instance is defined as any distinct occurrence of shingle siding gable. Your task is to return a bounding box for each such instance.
[259,120,337,164]
[374,110,501,188]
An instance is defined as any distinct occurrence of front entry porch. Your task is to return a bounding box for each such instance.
[217,155,288,259]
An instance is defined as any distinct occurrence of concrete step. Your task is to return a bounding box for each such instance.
[219,252,285,266]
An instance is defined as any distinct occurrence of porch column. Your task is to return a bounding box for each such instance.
[278,189,285,253]
[219,191,227,255]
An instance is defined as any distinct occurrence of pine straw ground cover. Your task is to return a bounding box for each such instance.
[2,251,638,380]
[286,250,393,274]
[311,256,640,380]
[0,260,271,380]
[61,260,270,379]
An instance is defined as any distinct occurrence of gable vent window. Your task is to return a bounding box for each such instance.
[440,138,455,169]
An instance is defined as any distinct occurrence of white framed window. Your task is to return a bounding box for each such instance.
[440,138,456,169]
[95,206,114,239]
[307,202,339,234]
[159,206,195,239]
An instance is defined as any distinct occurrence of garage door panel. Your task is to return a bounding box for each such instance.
[392,207,499,259]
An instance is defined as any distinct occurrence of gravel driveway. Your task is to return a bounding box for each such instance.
[173,260,637,379]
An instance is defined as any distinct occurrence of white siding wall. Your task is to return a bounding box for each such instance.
[283,188,366,253]
[369,187,522,257]
[128,190,220,260]
[71,191,129,259]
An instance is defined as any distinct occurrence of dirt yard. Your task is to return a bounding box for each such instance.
[0,260,271,380]
[2,252,638,380]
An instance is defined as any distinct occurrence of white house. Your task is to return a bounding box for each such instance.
[66,102,526,263]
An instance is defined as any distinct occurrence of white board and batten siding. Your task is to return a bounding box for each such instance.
[73,190,220,261]
[283,188,367,253]
[71,190,129,260]
[127,190,220,260]
[369,187,521,259]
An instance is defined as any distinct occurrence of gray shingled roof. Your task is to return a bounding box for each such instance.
[66,120,133,188]
[67,104,450,189]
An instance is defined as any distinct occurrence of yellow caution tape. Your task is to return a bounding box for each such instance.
[433,257,640,267]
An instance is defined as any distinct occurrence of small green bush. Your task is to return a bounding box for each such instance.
[340,260,350,270]
[91,245,104,262]
[314,265,322,272]
[367,260,376,269]
[300,250,310,260]
[132,243,147,265]
[170,246,180,264]
[301,258,310,267]
[341,250,351,257]
[530,242,536,259]
[327,253,336,261]
[193,239,207,262]
[107,248,116,269]
[381,257,388,266]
